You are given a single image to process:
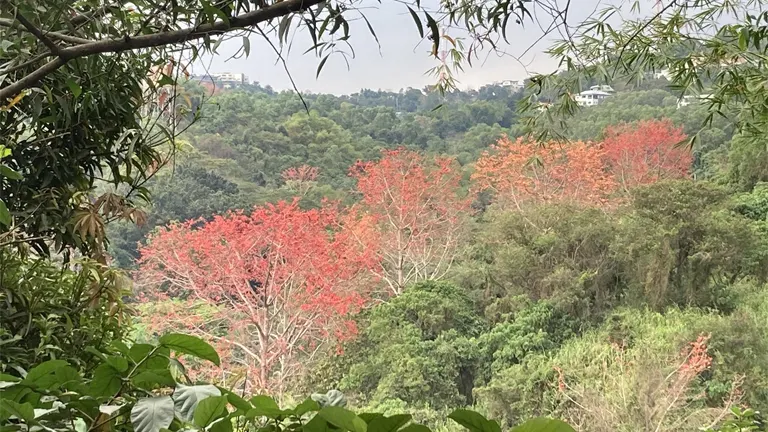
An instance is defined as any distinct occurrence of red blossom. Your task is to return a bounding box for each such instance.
[136,200,378,392]
[472,137,617,208]
[601,119,691,192]
[349,148,471,296]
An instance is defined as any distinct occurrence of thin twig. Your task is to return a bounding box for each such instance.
[254,25,309,114]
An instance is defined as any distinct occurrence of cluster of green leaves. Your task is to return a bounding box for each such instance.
[0,0,174,256]
[705,408,763,432]
[0,331,576,432]
[0,247,129,372]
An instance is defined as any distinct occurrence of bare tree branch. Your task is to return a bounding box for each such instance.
[0,0,324,100]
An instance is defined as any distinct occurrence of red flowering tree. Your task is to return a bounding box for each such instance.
[472,137,617,209]
[281,164,320,196]
[136,200,377,394]
[349,148,470,296]
[601,119,691,192]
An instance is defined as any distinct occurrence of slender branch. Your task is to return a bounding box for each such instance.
[1,57,66,100]
[70,4,117,26]
[0,0,324,100]
[0,18,92,45]
[0,52,50,75]
[14,12,63,55]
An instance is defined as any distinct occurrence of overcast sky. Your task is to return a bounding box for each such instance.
[191,0,655,95]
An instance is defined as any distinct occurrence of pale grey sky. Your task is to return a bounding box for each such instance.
[191,0,654,94]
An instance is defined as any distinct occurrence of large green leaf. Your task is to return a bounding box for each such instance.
[0,400,35,423]
[159,334,220,366]
[448,410,501,432]
[210,416,234,432]
[132,369,176,388]
[88,364,122,397]
[131,396,174,432]
[0,165,22,180]
[219,389,251,413]
[368,415,412,432]
[398,425,432,432]
[246,395,283,418]
[104,356,129,373]
[511,418,576,432]
[173,384,221,422]
[0,200,9,227]
[193,395,228,428]
[22,360,69,389]
[318,407,368,432]
[292,398,320,416]
[303,413,332,432]
[130,345,170,371]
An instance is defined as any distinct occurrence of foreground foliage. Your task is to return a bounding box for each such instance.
[0,333,577,432]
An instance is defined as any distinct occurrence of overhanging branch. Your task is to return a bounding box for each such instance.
[14,12,64,56]
[0,0,324,100]
[0,18,92,44]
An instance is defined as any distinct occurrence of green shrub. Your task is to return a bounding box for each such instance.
[0,247,128,373]
[0,332,576,432]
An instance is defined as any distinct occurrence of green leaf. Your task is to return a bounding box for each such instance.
[193,395,228,428]
[220,390,251,413]
[131,397,174,432]
[132,370,176,388]
[88,364,122,397]
[22,360,68,387]
[318,407,367,432]
[210,417,233,432]
[359,413,382,423]
[246,395,283,418]
[105,356,129,373]
[173,384,221,422]
[292,398,320,416]
[55,365,83,390]
[242,36,250,57]
[0,200,9,227]
[0,400,35,423]
[406,6,423,38]
[398,425,431,432]
[0,375,18,383]
[424,13,439,56]
[304,413,332,432]
[159,333,220,366]
[448,410,500,432]
[0,165,22,180]
[368,415,412,432]
[317,55,330,79]
[65,79,82,98]
[510,418,576,432]
[130,344,170,371]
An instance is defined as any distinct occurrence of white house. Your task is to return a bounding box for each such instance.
[497,79,526,93]
[574,89,612,107]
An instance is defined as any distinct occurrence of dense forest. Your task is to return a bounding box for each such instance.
[104,79,768,431]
